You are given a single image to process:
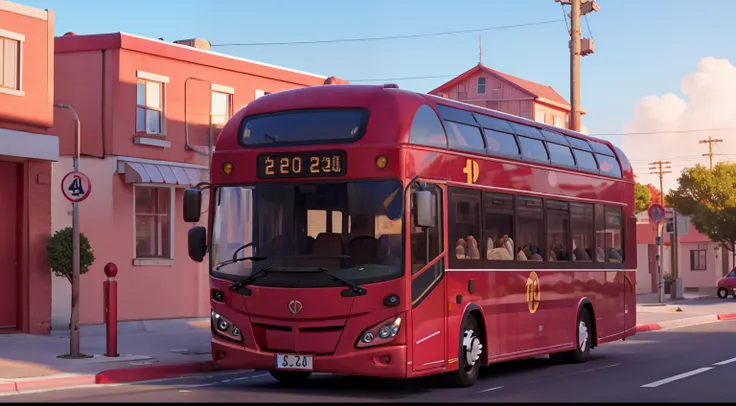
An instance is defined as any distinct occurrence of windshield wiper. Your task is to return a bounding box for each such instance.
[317,267,367,297]
[228,266,273,296]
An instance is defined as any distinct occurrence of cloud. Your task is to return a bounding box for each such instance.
[621,57,736,193]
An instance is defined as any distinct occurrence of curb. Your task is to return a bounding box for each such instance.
[0,361,218,395]
[636,312,736,333]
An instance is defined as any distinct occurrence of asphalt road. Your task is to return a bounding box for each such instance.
[5,320,736,403]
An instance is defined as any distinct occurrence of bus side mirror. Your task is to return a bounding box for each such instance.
[183,188,202,223]
[415,190,435,228]
[188,226,207,262]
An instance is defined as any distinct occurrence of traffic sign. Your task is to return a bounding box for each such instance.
[648,203,665,224]
[61,171,92,203]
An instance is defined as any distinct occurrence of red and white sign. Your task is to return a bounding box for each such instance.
[648,203,665,224]
[61,171,92,203]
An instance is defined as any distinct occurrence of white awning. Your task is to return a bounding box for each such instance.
[115,156,208,187]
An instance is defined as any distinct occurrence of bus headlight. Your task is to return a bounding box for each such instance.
[211,310,244,343]
[355,315,402,349]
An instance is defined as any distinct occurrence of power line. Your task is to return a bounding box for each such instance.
[595,128,736,136]
[350,74,457,83]
[210,20,563,47]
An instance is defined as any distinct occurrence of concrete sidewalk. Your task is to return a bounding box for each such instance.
[0,318,216,395]
[635,293,736,332]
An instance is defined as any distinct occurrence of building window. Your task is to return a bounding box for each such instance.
[135,71,169,135]
[477,77,486,94]
[690,244,707,271]
[0,31,23,93]
[211,91,232,126]
[535,110,546,124]
[134,186,173,260]
[553,115,564,128]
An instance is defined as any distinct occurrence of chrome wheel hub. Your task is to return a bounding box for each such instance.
[578,320,589,352]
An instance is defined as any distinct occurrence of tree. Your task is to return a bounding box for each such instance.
[667,163,736,258]
[634,182,651,213]
[646,184,662,206]
[46,227,96,283]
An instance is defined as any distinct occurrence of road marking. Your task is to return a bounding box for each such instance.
[477,386,504,393]
[251,373,270,379]
[713,357,736,366]
[641,367,713,388]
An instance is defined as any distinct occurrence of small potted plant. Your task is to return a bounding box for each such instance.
[663,272,674,294]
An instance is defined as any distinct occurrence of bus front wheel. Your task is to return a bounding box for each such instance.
[447,315,483,388]
[269,370,312,383]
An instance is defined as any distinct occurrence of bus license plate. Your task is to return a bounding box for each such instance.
[275,354,313,371]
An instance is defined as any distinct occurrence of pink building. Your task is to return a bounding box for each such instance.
[50,32,345,329]
[0,1,57,334]
[634,210,731,294]
[429,62,588,133]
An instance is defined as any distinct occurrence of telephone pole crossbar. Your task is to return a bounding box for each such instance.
[648,160,672,206]
[699,136,723,169]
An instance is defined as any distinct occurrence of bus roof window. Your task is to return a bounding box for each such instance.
[240,108,369,146]
[409,105,448,148]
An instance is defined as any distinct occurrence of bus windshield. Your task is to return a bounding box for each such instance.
[210,180,404,287]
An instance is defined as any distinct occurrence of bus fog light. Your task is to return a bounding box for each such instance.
[210,310,244,343]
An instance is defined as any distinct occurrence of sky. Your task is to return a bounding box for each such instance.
[18,0,736,192]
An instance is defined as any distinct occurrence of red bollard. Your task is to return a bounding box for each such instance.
[103,262,118,357]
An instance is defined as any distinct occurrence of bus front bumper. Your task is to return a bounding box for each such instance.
[211,338,408,378]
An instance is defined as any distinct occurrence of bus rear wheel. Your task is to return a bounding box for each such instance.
[269,370,312,383]
[447,315,483,388]
[552,307,592,364]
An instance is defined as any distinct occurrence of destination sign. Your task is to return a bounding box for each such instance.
[256,151,346,179]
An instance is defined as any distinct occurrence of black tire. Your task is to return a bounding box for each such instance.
[446,315,483,388]
[718,288,729,299]
[552,307,592,364]
[269,370,312,383]
[565,307,592,363]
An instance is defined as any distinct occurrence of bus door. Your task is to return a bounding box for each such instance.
[409,185,447,372]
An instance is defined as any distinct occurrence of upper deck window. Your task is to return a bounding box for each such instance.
[484,129,519,157]
[595,154,622,178]
[518,136,548,162]
[590,141,615,156]
[547,143,575,167]
[240,108,369,146]
[474,113,515,133]
[436,105,477,126]
[566,136,592,151]
[409,105,447,148]
[541,130,568,145]
[445,121,486,153]
[509,122,544,140]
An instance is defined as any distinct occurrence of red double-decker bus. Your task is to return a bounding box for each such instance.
[183,84,637,387]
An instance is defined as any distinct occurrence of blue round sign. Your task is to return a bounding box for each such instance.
[648,203,665,224]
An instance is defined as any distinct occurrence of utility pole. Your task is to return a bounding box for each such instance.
[55,103,83,358]
[699,135,723,169]
[649,160,672,303]
[649,161,671,206]
[556,0,599,132]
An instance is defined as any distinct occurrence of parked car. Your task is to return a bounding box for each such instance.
[717,268,736,298]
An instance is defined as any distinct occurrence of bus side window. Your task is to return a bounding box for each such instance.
[410,185,443,274]
[408,105,448,148]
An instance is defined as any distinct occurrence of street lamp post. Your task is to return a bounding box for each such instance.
[55,103,82,358]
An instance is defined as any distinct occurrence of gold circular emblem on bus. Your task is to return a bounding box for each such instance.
[526,271,541,314]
